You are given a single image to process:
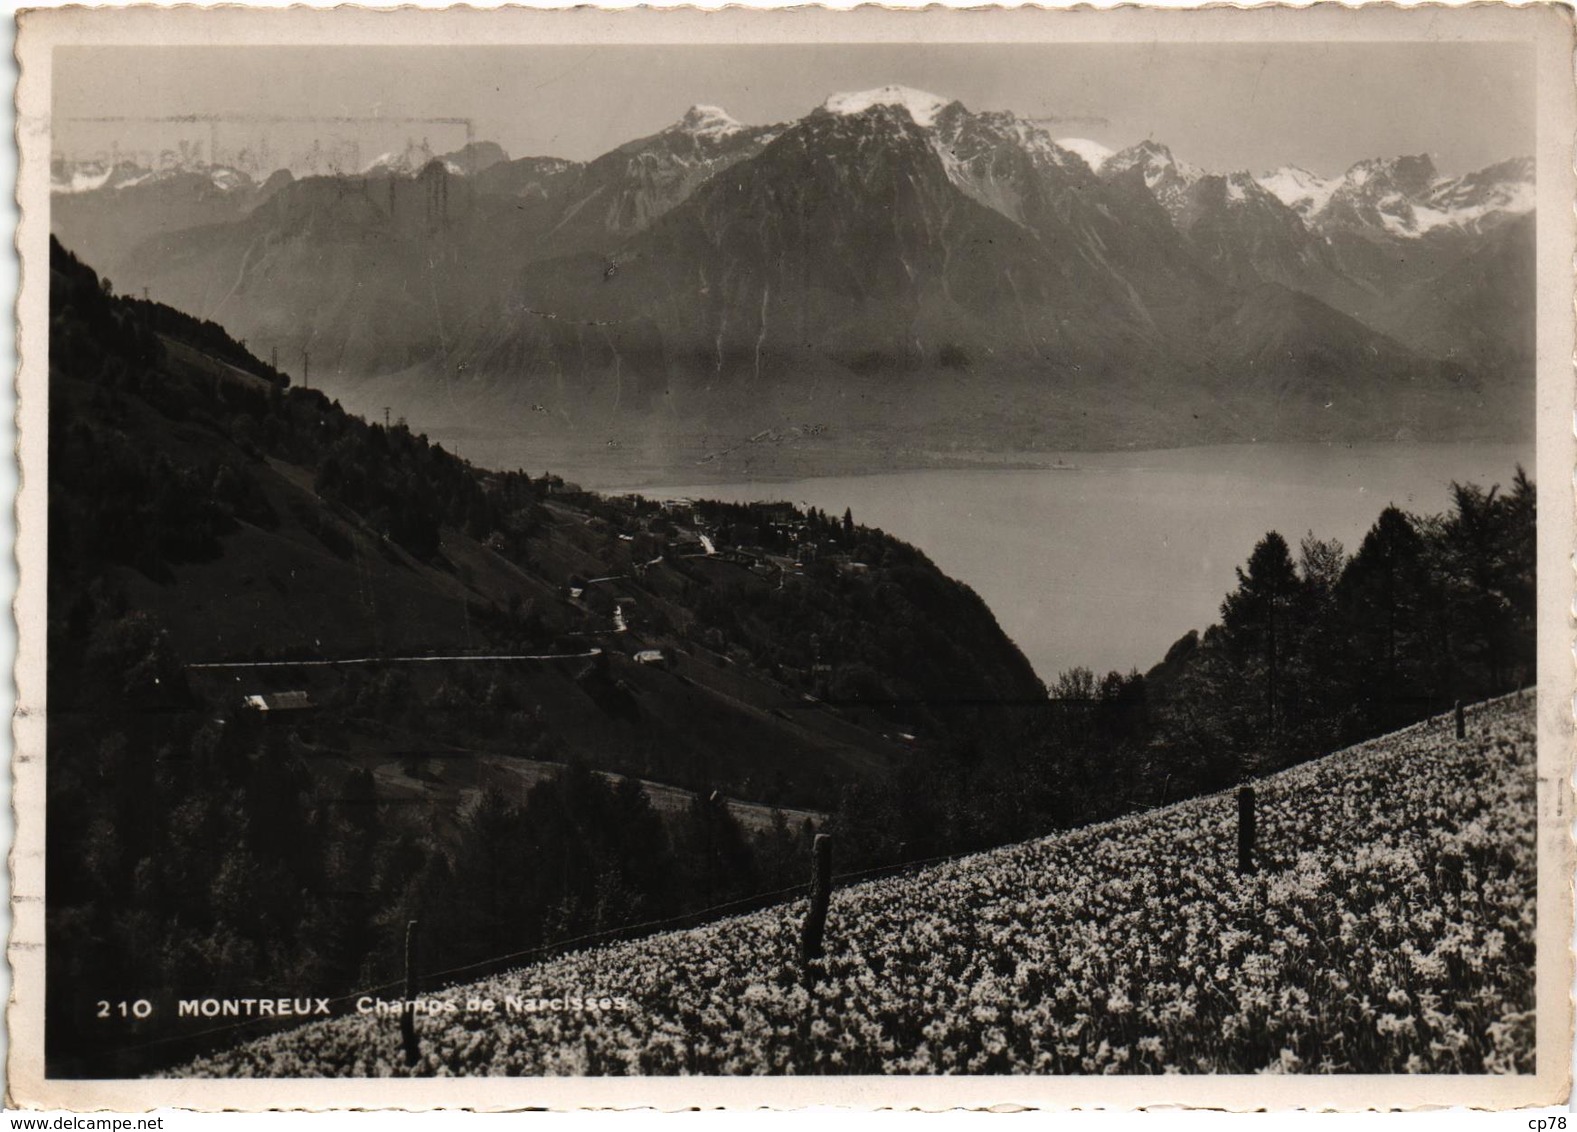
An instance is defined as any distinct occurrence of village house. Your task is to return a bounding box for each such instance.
[241,690,316,716]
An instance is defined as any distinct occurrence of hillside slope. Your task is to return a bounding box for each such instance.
[48,236,1040,801]
[45,238,1046,1076]
[174,692,1537,1076]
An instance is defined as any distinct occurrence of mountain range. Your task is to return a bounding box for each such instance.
[50,85,1535,471]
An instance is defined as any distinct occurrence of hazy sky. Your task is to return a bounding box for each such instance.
[55,42,1533,177]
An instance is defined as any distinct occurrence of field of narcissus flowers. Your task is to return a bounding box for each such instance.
[173,692,1538,1077]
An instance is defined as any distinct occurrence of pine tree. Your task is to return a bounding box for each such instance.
[1220,531,1302,744]
[1337,507,1432,732]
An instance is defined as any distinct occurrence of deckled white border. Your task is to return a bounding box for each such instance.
[8,1,1575,1112]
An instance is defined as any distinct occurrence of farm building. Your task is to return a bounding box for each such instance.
[241,690,315,714]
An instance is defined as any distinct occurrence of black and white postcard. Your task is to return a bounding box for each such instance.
[9,2,1575,1110]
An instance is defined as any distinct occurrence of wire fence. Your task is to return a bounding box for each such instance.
[92,691,1520,1073]
[107,836,982,1069]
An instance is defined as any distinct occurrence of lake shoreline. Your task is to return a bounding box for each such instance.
[404,429,1535,494]
[611,441,1536,682]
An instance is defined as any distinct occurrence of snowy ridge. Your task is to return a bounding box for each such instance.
[1257,165,1338,217]
[668,105,746,141]
[1106,141,1204,190]
[1102,141,1205,222]
[1405,181,1534,235]
[51,158,254,195]
[365,139,437,176]
[1055,138,1114,174]
[823,85,953,128]
[54,164,117,194]
[1253,154,1532,237]
[1418,159,1535,233]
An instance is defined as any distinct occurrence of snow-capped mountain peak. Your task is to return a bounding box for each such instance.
[1420,156,1535,232]
[50,156,256,195]
[1268,151,1532,238]
[207,167,250,192]
[1101,140,1204,222]
[1222,171,1260,204]
[1055,138,1114,174]
[52,161,129,194]
[668,104,746,140]
[822,85,954,128]
[364,138,438,176]
[1345,153,1438,196]
[1104,140,1203,188]
[1256,165,1337,218]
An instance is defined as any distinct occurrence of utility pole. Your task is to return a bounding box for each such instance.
[271,346,278,373]
[302,349,310,389]
[384,406,391,429]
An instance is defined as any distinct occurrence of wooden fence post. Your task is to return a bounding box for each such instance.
[402,919,420,1068]
[1237,786,1256,876]
[1455,699,1466,739]
[801,834,833,966]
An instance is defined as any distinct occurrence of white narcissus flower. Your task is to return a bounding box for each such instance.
[167,696,1536,1079]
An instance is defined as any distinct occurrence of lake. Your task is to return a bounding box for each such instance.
[615,442,1534,683]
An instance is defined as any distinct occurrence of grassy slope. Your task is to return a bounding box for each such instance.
[173,692,1538,1077]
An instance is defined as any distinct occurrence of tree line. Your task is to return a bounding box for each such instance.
[834,471,1536,863]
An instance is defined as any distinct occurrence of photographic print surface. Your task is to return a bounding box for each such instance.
[11,3,1575,1110]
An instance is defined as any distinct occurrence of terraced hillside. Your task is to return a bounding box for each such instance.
[174,692,1538,1077]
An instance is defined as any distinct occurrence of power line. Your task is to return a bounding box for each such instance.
[184,648,604,670]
